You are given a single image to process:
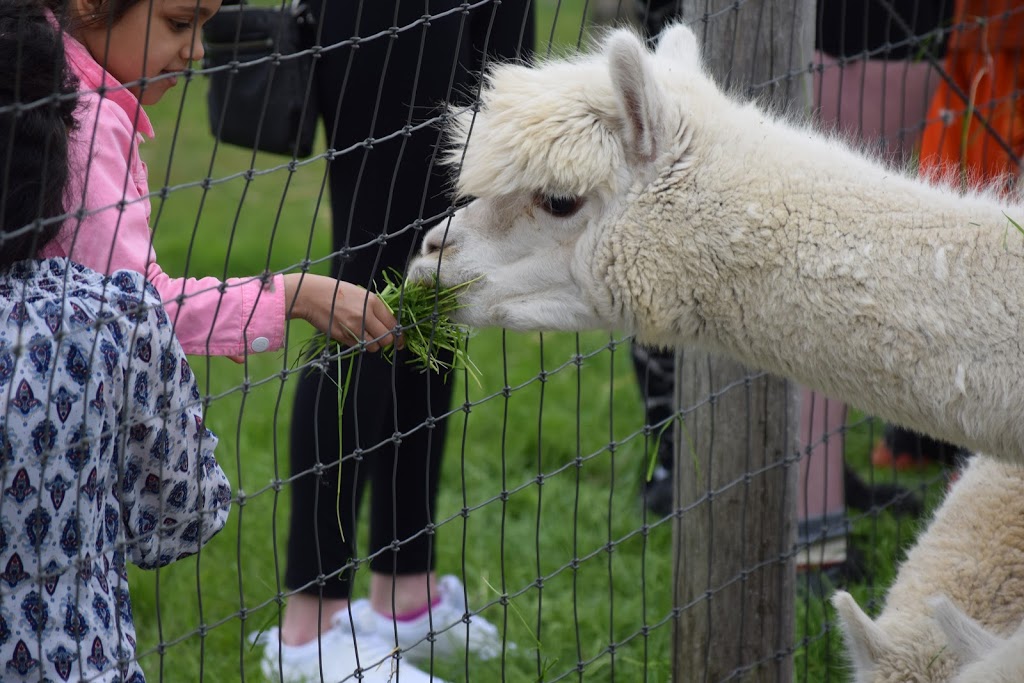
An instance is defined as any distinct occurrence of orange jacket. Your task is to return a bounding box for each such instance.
[919,0,1023,183]
[947,0,1024,52]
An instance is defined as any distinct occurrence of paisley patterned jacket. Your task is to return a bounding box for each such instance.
[0,259,231,682]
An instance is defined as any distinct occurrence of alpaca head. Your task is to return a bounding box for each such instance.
[930,596,1024,683]
[831,591,957,682]
[409,24,723,334]
[831,591,1024,682]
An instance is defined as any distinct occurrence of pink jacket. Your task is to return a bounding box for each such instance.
[41,32,286,357]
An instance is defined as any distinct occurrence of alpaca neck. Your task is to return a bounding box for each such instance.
[618,116,1024,464]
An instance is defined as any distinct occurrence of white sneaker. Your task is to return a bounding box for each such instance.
[368,575,509,664]
[254,604,448,683]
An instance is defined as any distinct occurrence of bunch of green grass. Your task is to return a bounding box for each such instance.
[297,268,480,381]
[378,268,481,381]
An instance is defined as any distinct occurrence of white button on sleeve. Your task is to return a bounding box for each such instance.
[250,336,270,353]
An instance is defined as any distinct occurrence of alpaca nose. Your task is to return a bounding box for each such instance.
[421,225,456,257]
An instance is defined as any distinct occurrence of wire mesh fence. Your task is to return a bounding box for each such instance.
[1,0,1021,681]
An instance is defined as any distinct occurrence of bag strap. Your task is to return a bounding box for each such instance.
[222,0,307,10]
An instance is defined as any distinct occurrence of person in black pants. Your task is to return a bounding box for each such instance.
[255,3,534,682]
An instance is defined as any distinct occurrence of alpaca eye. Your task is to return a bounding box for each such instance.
[536,194,583,218]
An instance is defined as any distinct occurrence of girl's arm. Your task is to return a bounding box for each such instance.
[117,277,232,569]
[50,94,400,357]
[46,91,287,357]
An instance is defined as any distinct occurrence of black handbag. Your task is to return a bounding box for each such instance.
[202,0,319,158]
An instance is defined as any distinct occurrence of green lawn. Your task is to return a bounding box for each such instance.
[121,2,949,682]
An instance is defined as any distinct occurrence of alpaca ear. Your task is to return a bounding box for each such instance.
[606,30,665,166]
[929,596,1001,665]
[655,22,703,69]
[832,591,889,672]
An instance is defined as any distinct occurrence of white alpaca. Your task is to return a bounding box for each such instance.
[408,25,1024,467]
[830,455,1024,682]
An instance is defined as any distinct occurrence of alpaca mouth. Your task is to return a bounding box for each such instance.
[407,256,449,287]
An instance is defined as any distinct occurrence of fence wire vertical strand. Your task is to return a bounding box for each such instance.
[535,332,547,683]
[822,396,836,675]
[292,12,359,659]
[121,293,156,680]
[255,0,332,643]
[126,12,183,651]
[573,334,584,681]
[776,380,798,679]
[381,1,409,655]
[799,390,815,680]
[174,46,265,667]
[737,371,753,677]
[499,329,511,683]
[702,355,715,678]
[308,350,329,670]
[233,385,250,683]
[269,355,291,678]
[640,346,653,683]
[442,12,480,681]
[458,337,473,678]
[606,335,616,681]
[81,220,138,681]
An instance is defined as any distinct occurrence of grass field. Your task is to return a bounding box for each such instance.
[122,2,949,681]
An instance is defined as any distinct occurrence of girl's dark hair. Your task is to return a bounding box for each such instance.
[0,0,79,268]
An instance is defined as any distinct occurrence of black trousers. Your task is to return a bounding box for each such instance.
[285,1,533,600]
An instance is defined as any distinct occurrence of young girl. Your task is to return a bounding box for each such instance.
[0,2,229,680]
[40,0,399,358]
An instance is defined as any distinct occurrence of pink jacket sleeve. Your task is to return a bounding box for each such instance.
[42,91,286,357]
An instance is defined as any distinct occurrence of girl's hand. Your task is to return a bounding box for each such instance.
[283,273,401,352]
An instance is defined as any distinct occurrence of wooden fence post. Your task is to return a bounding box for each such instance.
[672,1,814,680]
